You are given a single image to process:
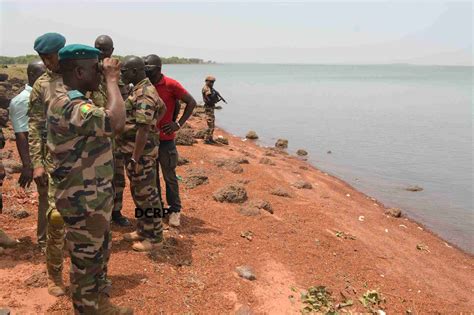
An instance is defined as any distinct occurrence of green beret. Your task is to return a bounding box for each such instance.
[34,33,66,54]
[58,44,101,61]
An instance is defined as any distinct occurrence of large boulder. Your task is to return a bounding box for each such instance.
[296,149,308,156]
[175,128,196,146]
[177,156,190,166]
[275,139,288,149]
[270,187,291,198]
[183,168,208,189]
[193,129,207,139]
[215,136,229,145]
[259,157,275,166]
[292,180,312,189]
[246,131,259,140]
[214,159,243,174]
[213,184,248,203]
[238,199,273,216]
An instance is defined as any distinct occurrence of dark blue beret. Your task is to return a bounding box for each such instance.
[58,44,101,61]
[33,33,66,54]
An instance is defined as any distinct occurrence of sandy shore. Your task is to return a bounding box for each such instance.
[0,108,473,314]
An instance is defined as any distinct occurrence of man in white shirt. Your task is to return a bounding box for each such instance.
[9,60,46,247]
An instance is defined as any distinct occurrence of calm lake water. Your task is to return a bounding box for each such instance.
[164,64,473,253]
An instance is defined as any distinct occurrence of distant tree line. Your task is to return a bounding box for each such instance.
[0,55,214,65]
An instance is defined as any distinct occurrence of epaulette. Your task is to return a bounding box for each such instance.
[67,90,85,100]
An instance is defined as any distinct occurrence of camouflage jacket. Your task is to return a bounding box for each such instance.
[28,70,65,169]
[47,89,114,216]
[202,85,218,106]
[116,78,164,157]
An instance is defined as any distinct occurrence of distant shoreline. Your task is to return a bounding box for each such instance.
[0,55,215,65]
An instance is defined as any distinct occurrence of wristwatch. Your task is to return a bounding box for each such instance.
[176,121,181,129]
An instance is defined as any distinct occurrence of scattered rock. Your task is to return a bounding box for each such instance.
[236,179,250,185]
[214,159,244,174]
[271,187,291,197]
[24,270,48,288]
[193,129,207,139]
[233,157,249,164]
[259,157,275,166]
[235,305,254,315]
[175,128,196,146]
[327,150,332,154]
[215,105,223,110]
[240,231,253,241]
[183,168,209,189]
[267,147,288,156]
[245,131,259,140]
[6,208,30,219]
[3,160,22,174]
[213,184,248,203]
[236,266,256,281]
[215,136,229,145]
[263,150,275,157]
[248,199,273,214]
[275,138,288,149]
[177,156,190,166]
[0,150,12,159]
[299,165,308,170]
[239,199,273,216]
[416,243,430,252]
[335,231,356,240]
[192,106,206,116]
[239,150,257,159]
[385,208,402,218]
[292,180,312,189]
[296,149,308,156]
[406,185,423,192]
[238,205,260,216]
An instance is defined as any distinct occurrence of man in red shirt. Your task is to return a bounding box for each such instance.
[144,54,196,227]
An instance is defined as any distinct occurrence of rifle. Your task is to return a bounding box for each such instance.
[214,89,227,104]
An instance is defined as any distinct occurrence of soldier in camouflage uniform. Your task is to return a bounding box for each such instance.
[118,56,166,252]
[48,44,131,314]
[0,74,15,248]
[90,34,131,227]
[202,75,226,144]
[0,75,8,214]
[28,32,67,297]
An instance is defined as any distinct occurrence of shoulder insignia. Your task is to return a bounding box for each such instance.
[80,103,92,118]
[67,90,85,100]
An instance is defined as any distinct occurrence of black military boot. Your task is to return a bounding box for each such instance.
[112,212,131,227]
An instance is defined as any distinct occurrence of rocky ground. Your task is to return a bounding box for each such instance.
[0,69,473,314]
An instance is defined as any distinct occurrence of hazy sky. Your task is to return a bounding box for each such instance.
[0,0,472,65]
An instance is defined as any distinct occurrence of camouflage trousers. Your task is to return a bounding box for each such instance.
[123,153,163,242]
[204,106,215,141]
[52,177,113,314]
[37,183,48,246]
[112,150,125,214]
[46,177,64,281]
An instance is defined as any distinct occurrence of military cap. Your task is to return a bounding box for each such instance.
[58,44,101,61]
[34,33,66,54]
[205,75,216,82]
